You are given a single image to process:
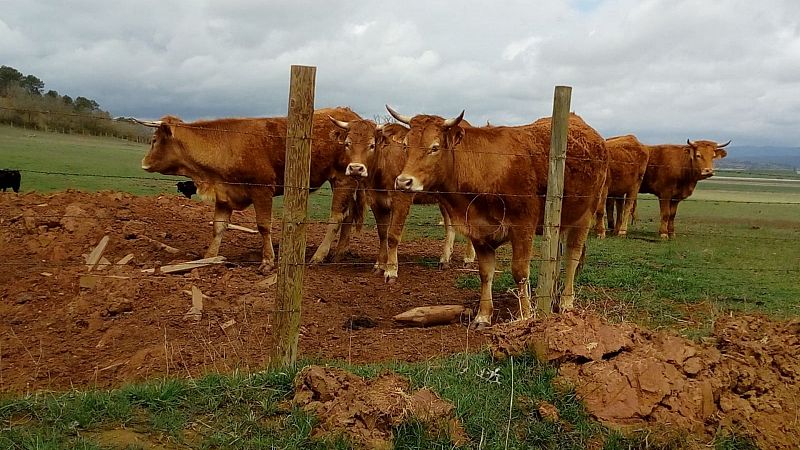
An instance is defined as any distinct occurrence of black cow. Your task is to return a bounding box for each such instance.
[176,180,197,198]
[0,169,21,193]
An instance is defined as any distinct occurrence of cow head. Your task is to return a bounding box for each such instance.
[329,118,380,178]
[388,105,465,192]
[139,116,185,174]
[686,139,730,179]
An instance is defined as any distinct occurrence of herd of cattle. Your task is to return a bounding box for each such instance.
[130,106,729,327]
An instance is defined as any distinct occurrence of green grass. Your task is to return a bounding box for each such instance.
[453,190,800,335]
[0,355,759,449]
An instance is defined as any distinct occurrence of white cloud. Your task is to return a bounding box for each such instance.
[0,0,798,146]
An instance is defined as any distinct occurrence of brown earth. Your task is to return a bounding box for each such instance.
[489,312,800,450]
[0,191,505,393]
[293,365,467,449]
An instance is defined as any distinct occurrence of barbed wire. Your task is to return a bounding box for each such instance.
[8,169,800,204]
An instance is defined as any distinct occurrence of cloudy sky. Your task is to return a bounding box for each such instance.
[2,0,799,146]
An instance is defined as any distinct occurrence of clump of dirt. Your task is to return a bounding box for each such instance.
[488,312,800,449]
[292,365,467,449]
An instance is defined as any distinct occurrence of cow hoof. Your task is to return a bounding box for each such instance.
[385,276,397,284]
[597,233,606,239]
[372,267,384,275]
[618,231,627,238]
[258,262,274,274]
[469,319,490,330]
[438,261,451,270]
[659,233,669,240]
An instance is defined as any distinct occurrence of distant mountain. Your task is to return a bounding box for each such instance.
[716,146,800,170]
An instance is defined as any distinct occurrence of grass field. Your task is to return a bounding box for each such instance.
[1,125,795,448]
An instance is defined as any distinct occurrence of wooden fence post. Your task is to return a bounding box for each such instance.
[534,85,572,316]
[270,65,316,368]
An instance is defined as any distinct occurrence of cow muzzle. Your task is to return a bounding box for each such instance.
[346,163,368,178]
[700,168,714,178]
[395,175,421,192]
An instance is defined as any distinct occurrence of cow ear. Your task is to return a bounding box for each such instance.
[159,123,173,137]
[330,128,347,145]
[445,126,464,148]
[715,149,727,159]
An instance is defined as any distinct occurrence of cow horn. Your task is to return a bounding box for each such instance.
[132,118,163,127]
[443,110,465,128]
[686,139,697,148]
[376,123,385,131]
[328,116,350,130]
[385,105,412,125]
[717,140,731,148]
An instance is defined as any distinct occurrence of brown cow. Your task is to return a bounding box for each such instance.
[328,118,475,282]
[139,107,366,273]
[594,135,649,237]
[639,139,729,238]
[389,106,608,327]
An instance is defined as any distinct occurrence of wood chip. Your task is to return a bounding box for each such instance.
[40,272,53,277]
[208,221,259,234]
[85,235,110,272]
[116,253,134,265]
[184,285,204,321]
[220,319,236,330]
[96,257,111,271]
[141,256,225,274]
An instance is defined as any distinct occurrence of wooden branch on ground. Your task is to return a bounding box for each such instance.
[86,235,110,272]
[393,305,470,327]
[137,234,180,254]
[141,256,226,274]
[207,221,259,234]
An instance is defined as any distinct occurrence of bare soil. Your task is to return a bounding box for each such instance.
[489,312,800,450]
[0,191,497,393]
[2,191,797,448]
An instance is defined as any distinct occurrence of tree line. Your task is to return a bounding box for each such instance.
[0,65,150,142]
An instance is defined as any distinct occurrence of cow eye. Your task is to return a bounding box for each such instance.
[430,144,440,153]
[368,143,375,150]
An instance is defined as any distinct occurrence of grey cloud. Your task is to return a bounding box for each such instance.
[1,0,798,145]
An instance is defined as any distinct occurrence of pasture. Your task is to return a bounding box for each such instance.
[1,125,799,448]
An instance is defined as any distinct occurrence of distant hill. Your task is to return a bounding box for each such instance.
[717,146,800,171]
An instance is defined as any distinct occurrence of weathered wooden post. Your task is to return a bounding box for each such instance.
[270,65,316,368]
[534,85,572,316]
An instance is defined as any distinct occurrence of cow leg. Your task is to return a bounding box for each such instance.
[658,198,671,239]
[668,199,680,239]
[510,233,533,320]
[605,197,615,233]
[205,202,233,259]
[310,182,349,264]
[472,242,496,329]
[385,195,412,283]
[372,205,390,274]
[439,204,454,269]
[560,216,591,311]
[595,183,608,238]
[617,193,637,237]
[463,239,476,265]
[252,194,275,273]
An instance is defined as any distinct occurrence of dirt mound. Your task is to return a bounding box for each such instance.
[293,365,467,449]
[489,312,800,449]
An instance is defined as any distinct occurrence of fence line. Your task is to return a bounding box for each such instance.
[10,169,800,204]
